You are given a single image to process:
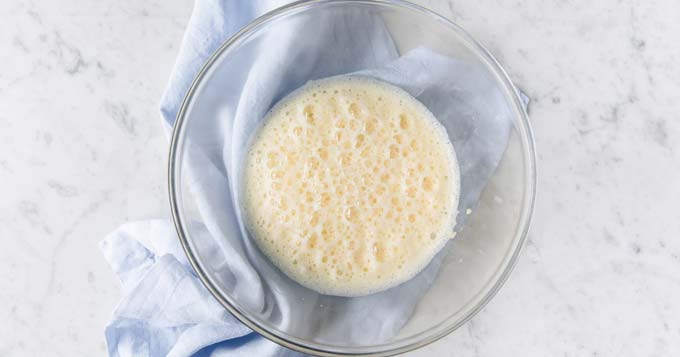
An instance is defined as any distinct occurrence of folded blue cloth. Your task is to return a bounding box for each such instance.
[101,1,527,356]
[101,220,298,356]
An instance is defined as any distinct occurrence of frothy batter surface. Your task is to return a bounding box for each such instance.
[244,76,459,296]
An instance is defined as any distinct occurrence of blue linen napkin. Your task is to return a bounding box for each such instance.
[101,220,297,356]
[101,1,527,356]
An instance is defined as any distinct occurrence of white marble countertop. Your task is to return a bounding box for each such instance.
[1,0,679,355]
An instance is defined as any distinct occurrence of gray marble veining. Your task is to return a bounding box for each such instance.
[0,0,678,356]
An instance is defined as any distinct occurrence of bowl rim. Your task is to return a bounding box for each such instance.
[168,0,537,355]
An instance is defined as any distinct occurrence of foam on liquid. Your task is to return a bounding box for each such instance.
[244,76,459,296]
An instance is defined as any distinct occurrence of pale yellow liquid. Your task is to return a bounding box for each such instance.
[244,76,459,296]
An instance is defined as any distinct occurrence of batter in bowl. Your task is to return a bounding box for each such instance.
[243,76,459,296]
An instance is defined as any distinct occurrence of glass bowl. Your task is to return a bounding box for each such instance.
[168,0,536,355]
